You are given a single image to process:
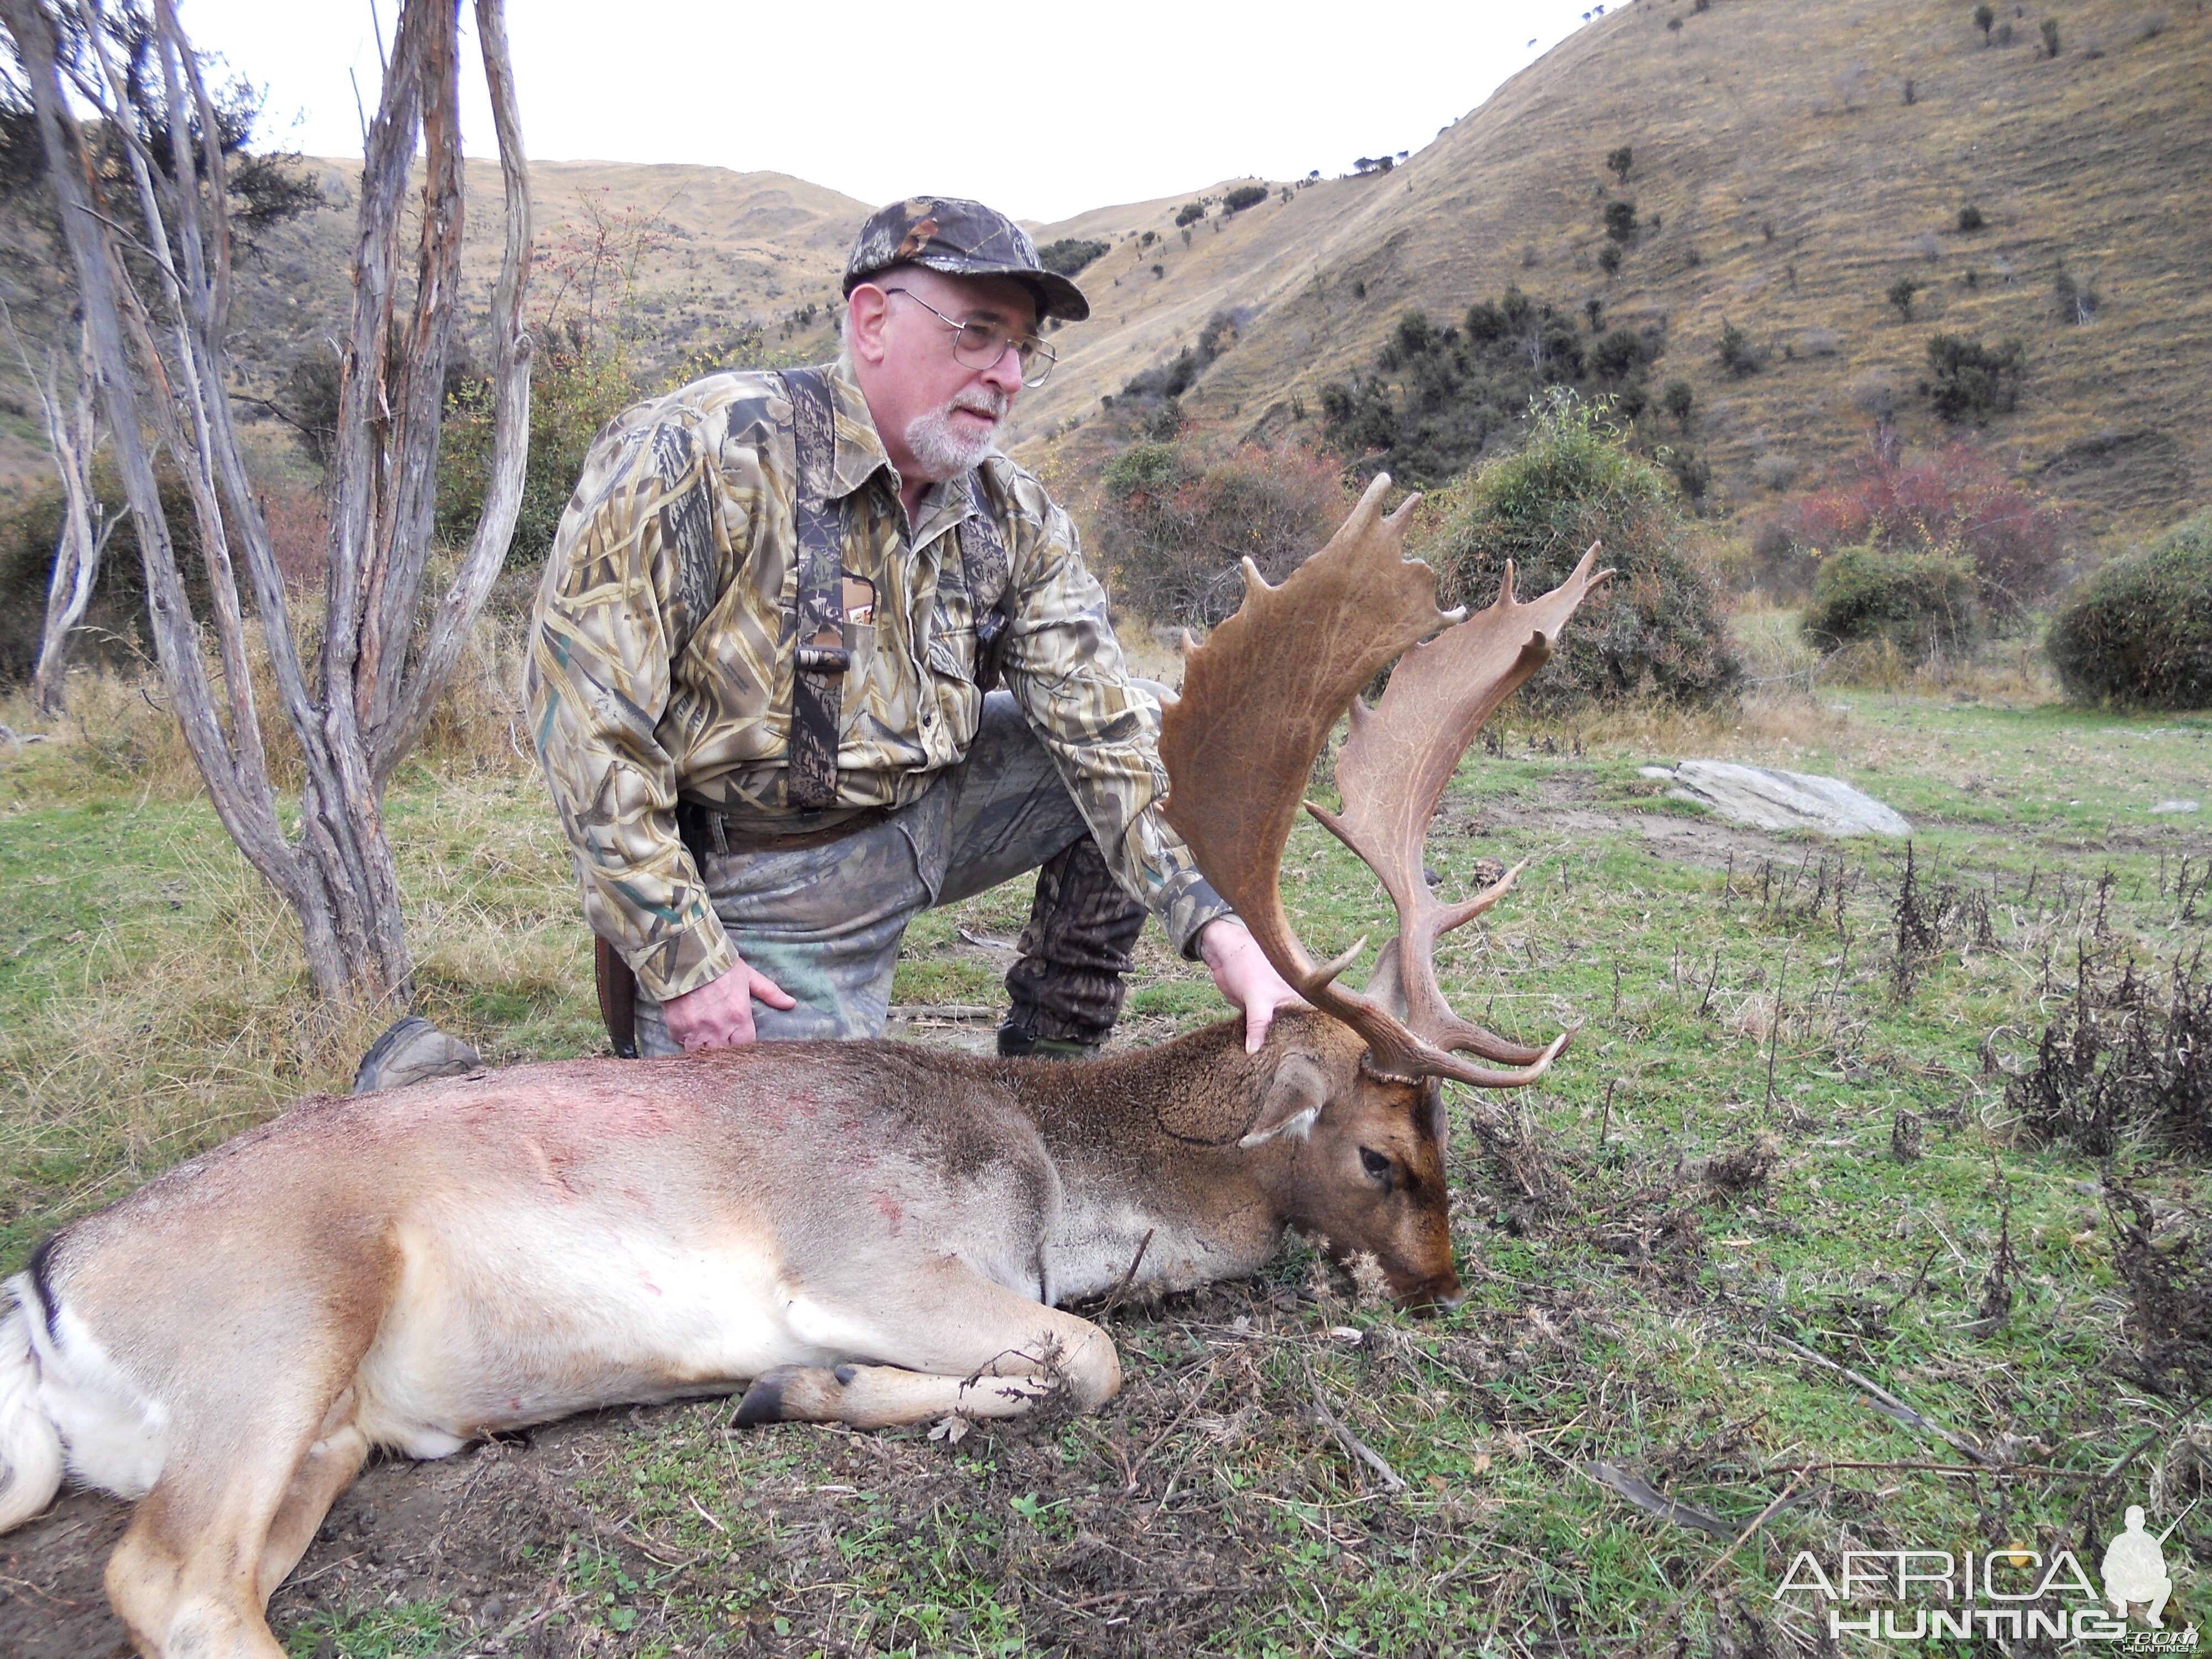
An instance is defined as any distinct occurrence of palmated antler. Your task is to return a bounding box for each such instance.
[1160,473,1610,1089]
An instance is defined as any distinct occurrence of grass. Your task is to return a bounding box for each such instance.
[4,639,2211,1655]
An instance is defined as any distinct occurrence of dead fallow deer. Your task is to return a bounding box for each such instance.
[0,474,1605,1658]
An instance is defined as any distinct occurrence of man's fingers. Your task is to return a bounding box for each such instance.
[749,967,799,1010]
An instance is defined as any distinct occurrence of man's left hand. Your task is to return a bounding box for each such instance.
[1198,919,1307,1054]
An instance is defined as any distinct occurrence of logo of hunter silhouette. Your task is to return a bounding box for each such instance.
[1775,1500,2198,1645]
[2105,1506,2179,1628]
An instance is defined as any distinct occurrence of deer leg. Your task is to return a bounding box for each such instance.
[105,1359,374,1658]
[735,1257,1122,1430]
[105,1441,313,1659]
[255,1389,369,1602]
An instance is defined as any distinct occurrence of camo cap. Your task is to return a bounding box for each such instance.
[843,196,1089,324]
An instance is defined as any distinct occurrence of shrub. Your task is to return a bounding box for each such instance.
[1603,201,1639,243]
[1222,184,1269,213]
[1926,334,2026,421]
[1038,237,1109,278]
[1091,438,1353,626]
[1175,202,1205,228]
[1957,204,1986,232]
[2046,509,2212,708]
[1974,1,1995,40]
[437,319,645,567]
[1800,545,1981,655]
[2054,268,2099,324]
[1590,327,1647,378]
[1415,390,1740,708]
[1662,379,1695,427]
[1887,275,1923,320]
[1784,432,2063,617]
[1753,452,1799,492]
[0,466,207,686]
[1605,145,1632,184]
[1597,243,1623,275]
[1718,321,1759,377]
[2041,17,2060,55]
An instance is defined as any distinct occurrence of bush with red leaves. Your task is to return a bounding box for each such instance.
[1092,437,1355,627]
[1775,429,2064,620]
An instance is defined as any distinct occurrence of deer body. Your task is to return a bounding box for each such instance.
[0,1016,1452,1659]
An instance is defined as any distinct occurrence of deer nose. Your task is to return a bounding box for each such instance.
[1400,1274,1464,1315]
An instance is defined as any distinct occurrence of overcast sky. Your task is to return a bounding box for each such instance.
[175,0,1604,224]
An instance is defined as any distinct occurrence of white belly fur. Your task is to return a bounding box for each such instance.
[353,1202,820,1457]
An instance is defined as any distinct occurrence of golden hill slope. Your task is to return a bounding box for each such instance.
[1008,0,2211,538]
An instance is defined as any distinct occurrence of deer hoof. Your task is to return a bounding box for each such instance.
[733,1366,803,1426]
[733,1364,851,1425]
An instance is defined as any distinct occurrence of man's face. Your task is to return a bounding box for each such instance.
[847,265,1039,486]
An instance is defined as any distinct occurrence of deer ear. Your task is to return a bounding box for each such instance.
[1239,1052,1331,1150]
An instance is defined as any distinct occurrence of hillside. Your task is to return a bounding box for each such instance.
[7,0,2206,545]
[1010,0,2211,539]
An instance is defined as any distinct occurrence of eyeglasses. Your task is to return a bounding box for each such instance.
[883,288,1057,388]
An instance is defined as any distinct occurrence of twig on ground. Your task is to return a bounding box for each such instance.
[1691,1473,1809,1592]
[1312,1378,1406,1495]
[1100,1229,1155,1318]
[1579,1461,1732,1538]
[1766,1332,1992,1465]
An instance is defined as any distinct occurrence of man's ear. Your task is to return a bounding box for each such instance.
[846,286,890,366]
[1239,1052,1331,1150]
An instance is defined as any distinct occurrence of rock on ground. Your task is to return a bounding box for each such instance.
[1644,759,1912,838]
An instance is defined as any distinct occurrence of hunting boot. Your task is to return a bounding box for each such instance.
[998,835,1145,1061]
[353,1014,482,1093]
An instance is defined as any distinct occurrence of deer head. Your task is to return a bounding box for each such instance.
[1160,472,1608,1233]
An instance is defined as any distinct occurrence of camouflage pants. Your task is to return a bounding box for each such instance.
[633,691,1149,1054]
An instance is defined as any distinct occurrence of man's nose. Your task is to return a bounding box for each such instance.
[978,340,1026,397]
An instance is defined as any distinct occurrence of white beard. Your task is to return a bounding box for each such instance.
[904,390,1008,479]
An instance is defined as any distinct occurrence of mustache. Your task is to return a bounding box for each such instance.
[947,388,1009,421]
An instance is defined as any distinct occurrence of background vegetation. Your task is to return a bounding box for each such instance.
[2046,507,2212,709]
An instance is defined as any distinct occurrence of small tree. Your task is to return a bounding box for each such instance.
[1888,275,1923,320]
[1603,200,1639,243]
[2040,17,2059,55]
[1175,201,1204,227]
[1605,144,1632,184]
[1958,204,1985,232]
[1663,378,1695,428]
[1,302,114,713]
[1718,320,1759,376]
[2,0,534,1009]
[1598,242,1623,275]
[1927,335,2026,421]
[1973,1,1995,40]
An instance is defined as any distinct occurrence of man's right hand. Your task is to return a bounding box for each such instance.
[660,956,799,1050]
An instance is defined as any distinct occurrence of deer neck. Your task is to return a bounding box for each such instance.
[1005,1021,1296,1304]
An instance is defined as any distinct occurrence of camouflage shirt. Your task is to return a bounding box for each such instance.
[526,361,1229,1001]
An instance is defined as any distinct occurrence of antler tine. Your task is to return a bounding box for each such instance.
[1163,474,1611,1094]
[1322,540,1612,1081]
[1160,473,1458,1042]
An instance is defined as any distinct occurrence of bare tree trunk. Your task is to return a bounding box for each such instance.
[4,308,114,717]
[0,0,533,1008]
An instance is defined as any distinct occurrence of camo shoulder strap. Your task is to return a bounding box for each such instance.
[779,367,845,809]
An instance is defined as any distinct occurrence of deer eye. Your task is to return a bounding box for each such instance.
[1359,1147,1393,1184]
